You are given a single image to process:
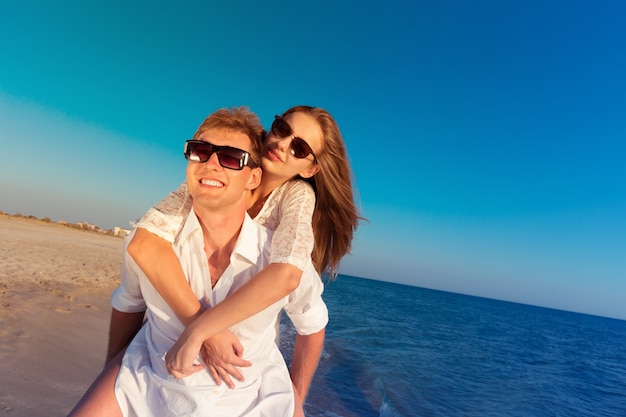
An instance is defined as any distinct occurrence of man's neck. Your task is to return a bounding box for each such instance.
[193,203,246,287]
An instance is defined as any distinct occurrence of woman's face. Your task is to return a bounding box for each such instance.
[261,111,323,180]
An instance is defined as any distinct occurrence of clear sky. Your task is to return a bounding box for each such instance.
[1,1,625,320]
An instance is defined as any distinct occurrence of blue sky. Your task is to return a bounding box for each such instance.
[1,1,625,320]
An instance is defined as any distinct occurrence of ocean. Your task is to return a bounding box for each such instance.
[279,275,626,417]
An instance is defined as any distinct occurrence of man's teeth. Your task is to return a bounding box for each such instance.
[201,179,224,187]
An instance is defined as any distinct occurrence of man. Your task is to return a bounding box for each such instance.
[69,107,327,417]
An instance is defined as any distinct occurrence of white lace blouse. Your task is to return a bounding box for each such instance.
[135,180,316,271]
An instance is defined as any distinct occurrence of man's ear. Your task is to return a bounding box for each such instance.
[246,167,263,190]
[298,164,320,179]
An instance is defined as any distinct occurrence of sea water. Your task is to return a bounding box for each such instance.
[279,275,626,417]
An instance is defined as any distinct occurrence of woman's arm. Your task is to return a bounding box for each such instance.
[127,228,202,325]
[129,180,314,333]
[129,224,304,381]
[163,263,303,379]
[130,227,302,334]
[128,229,304,385]
[128,182,200,325]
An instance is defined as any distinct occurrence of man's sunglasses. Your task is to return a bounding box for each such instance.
[270,115,318,164]
[184,140,259,170]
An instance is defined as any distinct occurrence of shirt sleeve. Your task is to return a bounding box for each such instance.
[134,182,192,243]
[268,181,316,271]
[110,233,147,313]
[283,263,328,336]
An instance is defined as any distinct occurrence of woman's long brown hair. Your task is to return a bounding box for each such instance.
[283,106,364,278]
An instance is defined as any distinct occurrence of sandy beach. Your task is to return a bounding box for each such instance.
[0,214,124,417]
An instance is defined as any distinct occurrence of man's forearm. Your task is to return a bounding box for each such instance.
[290,328,325,401]
[105,308,145,365]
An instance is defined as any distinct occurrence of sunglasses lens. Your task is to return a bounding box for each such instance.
[186,141,213,162]
[271,117,292,138]
[185,141,249,170]
[290,137,313,159]
[217,149,244,170]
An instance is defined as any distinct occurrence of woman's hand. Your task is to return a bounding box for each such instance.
[165,330,205,379]
[201,330,252,388]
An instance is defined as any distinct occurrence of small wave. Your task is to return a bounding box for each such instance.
[375,378,406,417]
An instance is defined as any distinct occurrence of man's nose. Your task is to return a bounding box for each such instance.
[205,151,222,168]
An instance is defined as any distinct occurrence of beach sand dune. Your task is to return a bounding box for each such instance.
[0,215,124,416]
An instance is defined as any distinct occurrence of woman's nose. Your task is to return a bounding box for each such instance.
[276,136,292,152]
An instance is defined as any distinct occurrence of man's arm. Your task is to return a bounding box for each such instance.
[105,308,145,365]
[290,327,325,401]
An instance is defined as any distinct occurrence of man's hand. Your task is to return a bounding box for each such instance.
[201,330,252,388]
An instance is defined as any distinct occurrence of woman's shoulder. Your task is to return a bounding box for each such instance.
[260,180,315,224]
[278,179,315,197]
[271,180,316,209]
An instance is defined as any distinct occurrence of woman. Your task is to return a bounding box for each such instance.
[68,105,362,416]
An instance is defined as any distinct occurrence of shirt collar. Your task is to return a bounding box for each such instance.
[178,207,263,266]
[178,206,202,243]
[232,212,264,265]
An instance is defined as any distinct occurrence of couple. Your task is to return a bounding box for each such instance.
[69,105,362,416]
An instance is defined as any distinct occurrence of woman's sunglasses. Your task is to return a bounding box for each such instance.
[184,140,259,170]
[270,115,318,164]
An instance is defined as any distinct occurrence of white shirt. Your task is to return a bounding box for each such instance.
[111,209,328,417]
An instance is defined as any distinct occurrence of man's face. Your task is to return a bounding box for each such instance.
[186,127,260,212]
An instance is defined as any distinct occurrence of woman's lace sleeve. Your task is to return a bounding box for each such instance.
[134,182,192,243]
[267,181,316,270]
